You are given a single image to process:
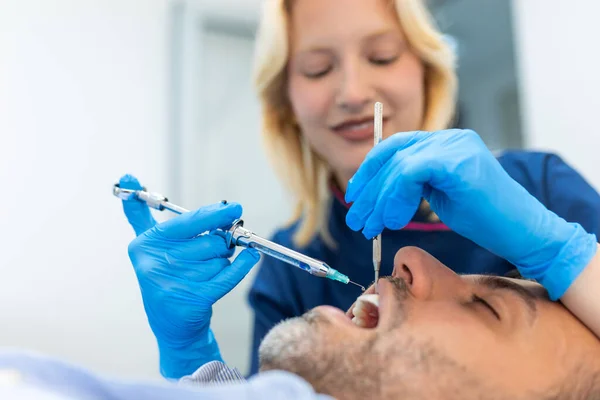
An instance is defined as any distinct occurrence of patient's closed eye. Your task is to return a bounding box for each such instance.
[472,295,500,320]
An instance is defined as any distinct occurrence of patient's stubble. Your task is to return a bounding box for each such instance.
[258,307,379,397]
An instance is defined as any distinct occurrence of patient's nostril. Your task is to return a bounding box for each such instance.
[403,264,413,285]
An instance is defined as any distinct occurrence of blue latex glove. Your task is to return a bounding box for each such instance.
[345,130,598,300]
[119,174,260,379]
[119,174,157,237]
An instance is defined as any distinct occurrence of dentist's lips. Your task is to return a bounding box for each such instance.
[331,118,387,142]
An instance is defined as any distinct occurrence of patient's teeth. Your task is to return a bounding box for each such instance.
[353,306,367,318]
[358,294,379,307]
[351,294,380,328]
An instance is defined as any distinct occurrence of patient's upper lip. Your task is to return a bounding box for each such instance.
[377,280,388,322]
[319,305,355,325]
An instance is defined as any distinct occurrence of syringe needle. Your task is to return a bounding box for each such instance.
[349,280,366,291]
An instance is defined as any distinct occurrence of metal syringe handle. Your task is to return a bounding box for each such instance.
[113,183,189,214]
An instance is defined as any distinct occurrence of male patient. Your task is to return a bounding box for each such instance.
[257,246,600,399]
[1,247,599,399]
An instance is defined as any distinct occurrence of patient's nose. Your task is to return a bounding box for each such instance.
[391,246,465,300]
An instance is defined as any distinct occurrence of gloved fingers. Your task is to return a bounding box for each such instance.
[364,182,418,238]
[161,257,231,283]
[381,191,425,231]
[362,155,426,238]
[359,170,399,238]
[346,150,409,232]
[119,174,157,236]
[345,131,429,203]
[345,160,392,232]
[208,248,260,299]
[168,234,235,261]
[155,202,243,240]
[125,234,225,280]
[386,154,439,222]
[346,179,380,232]
[361,201,386,239]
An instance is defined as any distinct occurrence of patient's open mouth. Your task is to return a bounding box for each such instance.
[351,294,379,328]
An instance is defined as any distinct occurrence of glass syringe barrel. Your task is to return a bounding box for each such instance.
[225,220,349,283]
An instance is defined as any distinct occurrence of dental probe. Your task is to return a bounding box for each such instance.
[373,102,383,294]
[113,184,365,290]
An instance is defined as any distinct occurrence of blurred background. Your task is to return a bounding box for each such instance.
[1,0,599,380]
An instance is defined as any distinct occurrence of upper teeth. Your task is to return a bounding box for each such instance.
[352,294,379,328]
[346,121,372,131]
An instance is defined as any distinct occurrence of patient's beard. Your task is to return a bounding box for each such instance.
[258,309,378,398]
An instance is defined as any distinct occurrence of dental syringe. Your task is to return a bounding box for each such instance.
[113,183,365,290]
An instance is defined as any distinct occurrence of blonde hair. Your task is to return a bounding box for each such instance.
[253,0,458,248]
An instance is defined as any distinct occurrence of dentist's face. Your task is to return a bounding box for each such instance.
[258,247,600,399]
[286,0,425,190]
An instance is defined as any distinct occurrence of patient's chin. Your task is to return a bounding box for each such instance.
[259,312,379,398]
[258,315,319,372]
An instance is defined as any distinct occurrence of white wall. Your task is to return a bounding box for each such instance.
[511,0,600,189]
[170,3,291,374]
[0,0,287,380]
[0,0,170,380]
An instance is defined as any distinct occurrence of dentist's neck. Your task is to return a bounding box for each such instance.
[333,170,353,194]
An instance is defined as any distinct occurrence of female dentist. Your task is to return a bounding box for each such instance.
[120,0,600,377]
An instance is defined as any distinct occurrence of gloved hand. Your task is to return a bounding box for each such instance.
[345,129,598,300]
[119,175,260,379]
[119,174,157,236]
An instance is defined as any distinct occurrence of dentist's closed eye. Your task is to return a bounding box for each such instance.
[370,56,398,65]
[304,66,332,79]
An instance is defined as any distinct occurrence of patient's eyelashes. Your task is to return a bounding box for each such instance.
[472,294,500,320]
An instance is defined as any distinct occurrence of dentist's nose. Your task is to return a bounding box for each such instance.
[335,61,374,114]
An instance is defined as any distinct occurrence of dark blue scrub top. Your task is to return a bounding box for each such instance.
[246,150,600,375]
